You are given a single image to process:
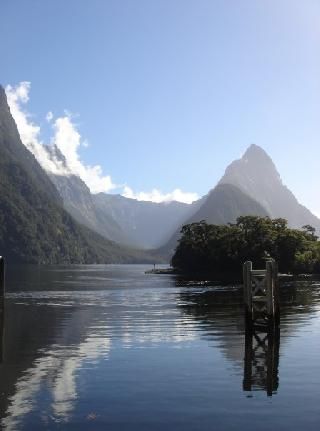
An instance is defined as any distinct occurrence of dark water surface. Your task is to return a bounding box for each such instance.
[0,265,319,430]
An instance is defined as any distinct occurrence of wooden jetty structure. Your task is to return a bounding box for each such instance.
[243,259,280,326]
[243,321,280,396]
[242,260,280,396]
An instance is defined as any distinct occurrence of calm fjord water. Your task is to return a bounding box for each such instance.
[0,264,319,430]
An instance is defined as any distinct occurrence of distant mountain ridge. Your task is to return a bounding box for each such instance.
[0,85,155,264]
[48,168,196,249]
[92,192,197,248]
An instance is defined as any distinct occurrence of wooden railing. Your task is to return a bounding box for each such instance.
[243,260,280,325]
[242,260,280,396]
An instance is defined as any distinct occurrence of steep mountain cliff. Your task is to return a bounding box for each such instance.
[48,173,132,246]
[0,85,152,263]
[219,144,320,232]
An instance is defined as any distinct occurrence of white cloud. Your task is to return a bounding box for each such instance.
[5,82,116,193]
[122,186,198,204]
[6,82,69,176]
[51,115,116,193]
[5,82,198,202]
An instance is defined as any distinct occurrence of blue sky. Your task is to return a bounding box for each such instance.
[1,0,320,213]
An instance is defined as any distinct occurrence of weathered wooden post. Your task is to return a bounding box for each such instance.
[243,261,253,324]
[242,259,280,396]
[266,259,280,322]
[243,259,280,324]
[0,256,4,307]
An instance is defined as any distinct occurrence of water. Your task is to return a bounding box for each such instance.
[0,264,319,430]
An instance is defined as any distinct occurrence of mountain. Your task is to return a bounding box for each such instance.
[160,183,269,256]
[161,144,320,258]
[0,85,154,264]
[219,144,320,232]
[48,168,195,248]
[92,193,197,248]
[48,173,132,246]
[186,183,268,224]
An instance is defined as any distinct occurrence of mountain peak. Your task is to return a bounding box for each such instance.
[219,144,320,232]
[243,144,270,159]
[220,144,279,187]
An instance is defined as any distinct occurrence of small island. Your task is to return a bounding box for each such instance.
[171,216,320,278]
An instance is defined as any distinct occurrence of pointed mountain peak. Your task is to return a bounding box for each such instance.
[243,144,271,160]
[221,144,279,185]
[218,144,320,232]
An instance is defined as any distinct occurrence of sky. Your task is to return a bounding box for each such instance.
[1,0,319,213]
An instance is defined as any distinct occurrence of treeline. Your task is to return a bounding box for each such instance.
[172,216,320,275]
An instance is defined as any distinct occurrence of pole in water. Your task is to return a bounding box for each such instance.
[0,256,4,302]
[243,259,280,324]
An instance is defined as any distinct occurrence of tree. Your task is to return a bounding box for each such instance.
[172,216,320,276]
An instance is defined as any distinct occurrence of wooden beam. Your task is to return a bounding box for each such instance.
[0,257,4,304]
[243,261,253,321]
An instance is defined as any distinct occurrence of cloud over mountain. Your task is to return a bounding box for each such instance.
[122,186,198,204]
[6,82,116,193]
[5,82,198,203]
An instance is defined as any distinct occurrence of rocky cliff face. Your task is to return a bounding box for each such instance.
[219,144,320,232]
[0,85,152,263]
[48,173,131,246]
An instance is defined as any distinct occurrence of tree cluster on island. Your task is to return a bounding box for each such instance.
[171,216,320,276]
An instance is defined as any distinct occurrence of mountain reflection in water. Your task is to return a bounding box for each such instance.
[0,265,319,430]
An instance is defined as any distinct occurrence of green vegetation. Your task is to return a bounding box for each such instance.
[0,157,154,264]
[172,216,320,276]
[0,86,156,264]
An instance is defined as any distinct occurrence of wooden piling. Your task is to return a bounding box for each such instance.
[266,260,274,317]
[243,261,253,324]
[0,256,4,306]
[243,259,279,323]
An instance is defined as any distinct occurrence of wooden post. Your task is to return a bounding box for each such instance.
[243,259,280,324]
[243,261,252,322]
[273,261,280,323]
[266,259,280,320]
[266,260,274,318]
[0,256,4,306]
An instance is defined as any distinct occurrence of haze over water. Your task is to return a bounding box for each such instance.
[0,265,319,430]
